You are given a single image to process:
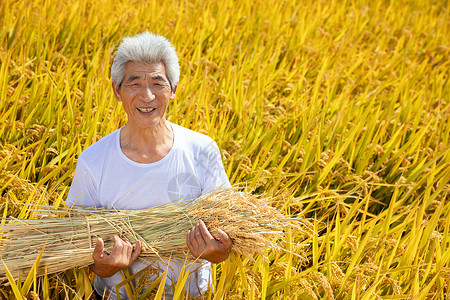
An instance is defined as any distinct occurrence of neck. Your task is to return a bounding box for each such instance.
[120,120,174,163]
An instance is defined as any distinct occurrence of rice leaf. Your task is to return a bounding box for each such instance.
[20,243,45,295]
[2,261,24,300]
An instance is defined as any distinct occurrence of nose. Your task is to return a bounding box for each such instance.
[140,85,156,101]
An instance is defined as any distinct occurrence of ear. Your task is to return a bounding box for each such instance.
[112,81,121,102]
[170,85,177,100]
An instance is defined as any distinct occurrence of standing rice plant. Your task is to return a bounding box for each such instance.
[0,0,448,298]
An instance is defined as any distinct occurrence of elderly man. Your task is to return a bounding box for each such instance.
[66,32,232,299]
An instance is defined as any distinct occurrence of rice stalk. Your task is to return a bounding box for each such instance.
[0,188,305,281]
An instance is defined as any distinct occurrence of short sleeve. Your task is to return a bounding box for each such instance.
[201,141,231,195]
[66,158,101,208]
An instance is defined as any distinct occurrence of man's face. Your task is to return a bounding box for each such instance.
[112,61,175,130]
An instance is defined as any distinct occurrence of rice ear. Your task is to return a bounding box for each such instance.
[0,188,307,281]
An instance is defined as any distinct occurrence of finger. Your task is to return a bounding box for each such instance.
[196,221,212,244]
[187,229,199,256]
[110,235,124,257]
[216,229,233,250]
[130,240,141,262]
[92,237,105,260]
[120,236,133,257]
[124,243,132,258]
[192,224,206,248]
[120,236,131,244]
[120,236,132,249]
[186,230,193,252]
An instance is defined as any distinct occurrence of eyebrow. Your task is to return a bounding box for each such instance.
[124,75,141,83]
[151,75,167,82]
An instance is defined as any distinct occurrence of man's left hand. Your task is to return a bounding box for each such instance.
[186,220,232,263]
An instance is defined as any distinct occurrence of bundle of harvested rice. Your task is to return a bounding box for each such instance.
[0,188,304,281]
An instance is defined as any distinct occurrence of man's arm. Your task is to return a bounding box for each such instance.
[90,236,141,277]
[186,220,232,263]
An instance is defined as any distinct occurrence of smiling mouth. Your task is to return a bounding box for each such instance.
[137,108,156,113]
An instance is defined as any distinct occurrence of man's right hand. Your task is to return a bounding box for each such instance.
[89,236,141,277]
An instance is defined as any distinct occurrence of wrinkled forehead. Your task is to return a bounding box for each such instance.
[123,61,168,79]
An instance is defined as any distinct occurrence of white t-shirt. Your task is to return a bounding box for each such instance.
[66,122,231,299]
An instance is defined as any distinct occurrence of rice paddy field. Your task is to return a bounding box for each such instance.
[1,0,449,298]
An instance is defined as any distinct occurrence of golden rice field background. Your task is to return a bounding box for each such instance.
[1,0,449,298]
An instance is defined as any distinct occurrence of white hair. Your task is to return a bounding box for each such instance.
[111,32,180,91]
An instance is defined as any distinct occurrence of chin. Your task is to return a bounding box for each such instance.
[136,119,165,129]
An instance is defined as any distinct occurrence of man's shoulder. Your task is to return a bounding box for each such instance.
[172,123,217,149]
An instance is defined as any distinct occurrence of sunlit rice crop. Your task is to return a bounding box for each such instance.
[0,0,449,298]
